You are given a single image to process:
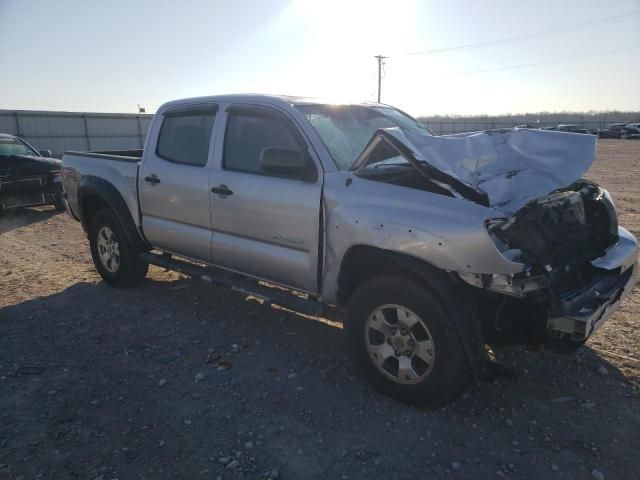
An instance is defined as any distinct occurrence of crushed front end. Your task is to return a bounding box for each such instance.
[349,124,634,350]
[461,180,638,350]
[0,173,63,210]
[0,154,63,211]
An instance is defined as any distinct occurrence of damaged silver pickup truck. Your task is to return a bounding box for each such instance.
[61,95,638,406]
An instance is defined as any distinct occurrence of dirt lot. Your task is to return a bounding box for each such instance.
[1,139,639,480]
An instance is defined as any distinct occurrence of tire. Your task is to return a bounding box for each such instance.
[346,276,474,407]
[89,209,148,287]
[53,193,66,211]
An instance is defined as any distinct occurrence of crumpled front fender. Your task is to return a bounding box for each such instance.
[321,172,523,304]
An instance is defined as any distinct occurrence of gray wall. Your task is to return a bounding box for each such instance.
[4,109,638,155]
[0,110,154,156]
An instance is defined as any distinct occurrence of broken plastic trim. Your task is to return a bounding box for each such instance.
[458,271,546,298]
[352,129,490,207]
[547,263,637,341]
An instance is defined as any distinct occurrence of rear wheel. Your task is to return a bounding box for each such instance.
[89,209,148,287]
[346,276,474,406]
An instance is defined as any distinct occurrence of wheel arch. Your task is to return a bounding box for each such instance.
[337,245,453,306]
[78,176,147,248]
[338,245,484,373]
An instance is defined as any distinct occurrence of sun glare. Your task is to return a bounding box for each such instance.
[276,0,418,102]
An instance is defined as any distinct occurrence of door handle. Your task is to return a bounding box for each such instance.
[211,184,233,196]
[144,174,161,184]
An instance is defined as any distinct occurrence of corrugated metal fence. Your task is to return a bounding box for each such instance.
[2,109,637,156]
[0,110,154,156]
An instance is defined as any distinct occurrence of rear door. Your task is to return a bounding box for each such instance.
[209,104,323,293]
[139,104,217,260]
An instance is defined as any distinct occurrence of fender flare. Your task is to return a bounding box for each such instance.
[77,175,147,248]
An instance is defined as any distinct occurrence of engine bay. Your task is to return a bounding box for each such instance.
[487,181,617,281]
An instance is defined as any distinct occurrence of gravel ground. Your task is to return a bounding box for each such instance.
[1,139,639,480]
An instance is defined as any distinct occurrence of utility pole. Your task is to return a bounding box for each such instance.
[374,55,387,103]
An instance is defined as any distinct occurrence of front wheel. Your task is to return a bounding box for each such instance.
[89,209,148,287]
[52,193,66,211]
[346,276,474,407]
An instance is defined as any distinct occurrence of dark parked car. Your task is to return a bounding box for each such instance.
[557,124,590,134]
[0,133,64,215]
[621,124,640,140]
[597,123,629,139]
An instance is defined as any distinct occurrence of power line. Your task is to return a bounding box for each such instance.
[406,10,640,56]
[375,12,639,98]
[442,45,640,77]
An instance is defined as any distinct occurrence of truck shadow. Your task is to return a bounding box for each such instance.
[0,206,61,235]
[1,274,633,410]
[2,276,638,479]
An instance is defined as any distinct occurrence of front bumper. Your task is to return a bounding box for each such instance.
[546,227,638,342]
[0,174,63,209]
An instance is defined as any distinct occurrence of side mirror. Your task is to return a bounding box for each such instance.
[40,150,52,157]
[260,147,316,181]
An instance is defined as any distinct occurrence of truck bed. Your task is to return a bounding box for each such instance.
[61,149,143,227]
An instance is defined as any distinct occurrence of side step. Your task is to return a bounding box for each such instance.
[139,252,325,317]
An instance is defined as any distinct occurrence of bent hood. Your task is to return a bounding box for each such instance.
[353,127,597,215]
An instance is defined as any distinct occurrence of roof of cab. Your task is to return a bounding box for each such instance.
[157,94,385,112]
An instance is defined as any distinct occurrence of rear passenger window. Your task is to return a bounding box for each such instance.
[157,110,215,166]
[223,112,299,174]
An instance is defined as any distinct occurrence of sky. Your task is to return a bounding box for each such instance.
[0,0,639,116]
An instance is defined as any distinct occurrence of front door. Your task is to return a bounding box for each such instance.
[139,105,217,261]
[209,105,322,293]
